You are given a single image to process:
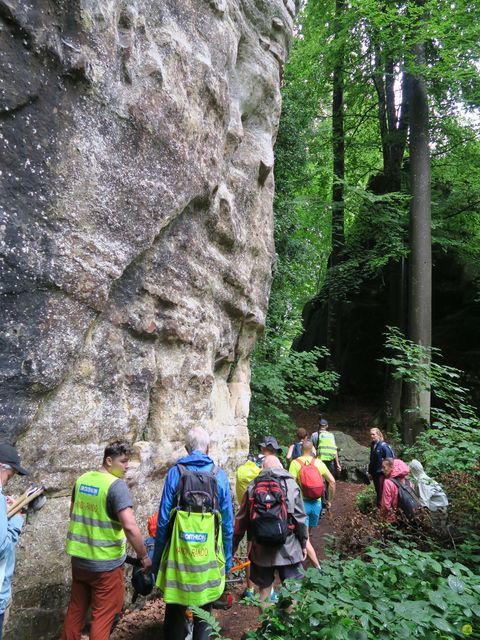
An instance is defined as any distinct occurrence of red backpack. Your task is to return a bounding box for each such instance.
[297,459,325,499]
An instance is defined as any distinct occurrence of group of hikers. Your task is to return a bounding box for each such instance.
[367,426,448,521]
[0,418,448,640]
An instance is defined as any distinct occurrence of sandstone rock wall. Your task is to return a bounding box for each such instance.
[0,0,297,635]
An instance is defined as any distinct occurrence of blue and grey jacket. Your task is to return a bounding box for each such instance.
[0,494,23,613]
[368,441,394,476]
[152,451,233,575]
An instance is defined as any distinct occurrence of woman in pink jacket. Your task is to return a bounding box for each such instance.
[380,458,414,521]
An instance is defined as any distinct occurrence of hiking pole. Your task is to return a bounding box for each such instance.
[7,484,45,518]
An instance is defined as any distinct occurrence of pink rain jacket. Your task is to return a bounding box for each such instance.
[381,459,414,521]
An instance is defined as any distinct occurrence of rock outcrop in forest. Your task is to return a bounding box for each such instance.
[0,0,297,635]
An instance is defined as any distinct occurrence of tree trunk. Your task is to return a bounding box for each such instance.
[404,34,432,444]
[326,0,345,371]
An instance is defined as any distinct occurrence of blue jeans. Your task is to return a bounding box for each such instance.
[0,610,4,640]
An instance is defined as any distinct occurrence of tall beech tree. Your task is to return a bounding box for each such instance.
[249,0,480,444]
[404,1,432,442]
[327,0,346,371]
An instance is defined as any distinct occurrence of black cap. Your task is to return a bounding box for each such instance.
[0,444,30,476]
[319,419,328,428]
[258,436,282,454]
[132,566,154,596]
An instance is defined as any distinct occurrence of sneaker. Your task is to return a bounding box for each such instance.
[270,591,279,604]
[241,588,255,600]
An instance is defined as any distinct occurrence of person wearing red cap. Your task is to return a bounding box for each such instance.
[0,443,30,639]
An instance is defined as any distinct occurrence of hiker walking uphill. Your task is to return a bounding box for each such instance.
[311,419,340,506]
[368,428,394,507]
[233,455,308,609]
[0,444,30,639]
[152,427,233,640]
[289,440,335,568]
[62,441,151,640]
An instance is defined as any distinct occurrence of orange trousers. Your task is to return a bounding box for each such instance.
[61,564,124,640]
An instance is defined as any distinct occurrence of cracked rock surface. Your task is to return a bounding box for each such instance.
[0,0,297,636]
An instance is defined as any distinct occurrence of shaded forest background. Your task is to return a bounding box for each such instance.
[242,5,480,638]
[249,0,480,451]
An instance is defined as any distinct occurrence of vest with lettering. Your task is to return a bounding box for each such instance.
[317,431,337,462]
[156,466,225,606]
[66,470,126,561]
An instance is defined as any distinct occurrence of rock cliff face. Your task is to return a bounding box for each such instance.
[0,0,297,635]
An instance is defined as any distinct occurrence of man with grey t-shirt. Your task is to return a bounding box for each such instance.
[62,441,151,640]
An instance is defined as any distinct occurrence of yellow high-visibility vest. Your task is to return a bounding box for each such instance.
[66,471,126,561]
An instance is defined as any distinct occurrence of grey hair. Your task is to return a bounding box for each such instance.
[185,427,210,454]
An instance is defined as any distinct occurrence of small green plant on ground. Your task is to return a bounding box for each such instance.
[189,605,232,640]
[245,543,480,640]
[355,484,377,514]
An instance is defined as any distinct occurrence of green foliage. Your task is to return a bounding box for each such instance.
[381,326,480,474]
[245,543,480,640]
[249,340,338,449]
[189,606,232,640]
[439,471,480,535]
[355,484,377,515]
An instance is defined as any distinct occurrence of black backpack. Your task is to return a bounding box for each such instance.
[174,464,219,513]
[390,478,421,518]
[249,474,290,545]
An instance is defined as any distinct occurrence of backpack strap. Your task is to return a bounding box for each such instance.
[390,478,418,500]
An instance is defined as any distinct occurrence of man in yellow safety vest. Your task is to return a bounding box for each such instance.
[62,441,151,640]
[311,418,341,507]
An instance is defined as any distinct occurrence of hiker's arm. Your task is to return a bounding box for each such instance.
[0,496,23,558]
[218,471,234,574]
[380,480,396,521]
[286,444,294,462]
[335,451,341,471]
[288,460,299,480]
[292,486,308,549]
[152,466,178,575]
[324,468,336,500]
[232,492,249,555]
[117,508,150,569]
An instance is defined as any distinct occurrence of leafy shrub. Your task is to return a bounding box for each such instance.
[355,484,377,514]
[439,470,480,535]
[246,543,480,640]
[249,339,338,449]
[381,327,480,475]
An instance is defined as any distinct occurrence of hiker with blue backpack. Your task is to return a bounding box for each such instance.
[286,428,313,463]
[368,427,394,507]
[152,427,233,640]
[232,455,308,610]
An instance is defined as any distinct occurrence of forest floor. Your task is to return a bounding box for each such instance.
[93,402,372,640]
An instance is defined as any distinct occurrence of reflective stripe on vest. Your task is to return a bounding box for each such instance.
[317,432,337,461]
[66,471,126,561]
[157,510,225,606]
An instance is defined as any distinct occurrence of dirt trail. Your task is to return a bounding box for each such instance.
[109,480,363,640]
